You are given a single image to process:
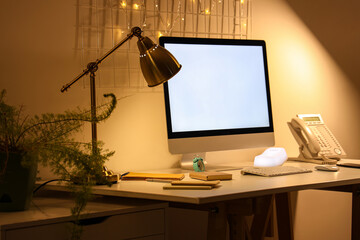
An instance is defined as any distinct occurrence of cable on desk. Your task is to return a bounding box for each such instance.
[33,179,70,195]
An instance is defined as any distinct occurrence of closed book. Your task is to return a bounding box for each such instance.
[122,172,185,181]
[171,180,220,186]
[163,184,213,190]
[189,171,232,181]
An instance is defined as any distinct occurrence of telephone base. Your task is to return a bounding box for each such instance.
[288,157,338,165]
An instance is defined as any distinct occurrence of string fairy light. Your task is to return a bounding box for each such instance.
[112,0,249,37]
[133,3,140,10]
[76,0,251,90]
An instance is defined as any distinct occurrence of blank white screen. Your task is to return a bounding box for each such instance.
[165,43,270,133]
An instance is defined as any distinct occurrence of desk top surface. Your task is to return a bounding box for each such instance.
[44,160,360,205]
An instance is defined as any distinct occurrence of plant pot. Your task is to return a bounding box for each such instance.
[0,152,38,211]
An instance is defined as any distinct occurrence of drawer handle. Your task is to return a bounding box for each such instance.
[73,216,110,226]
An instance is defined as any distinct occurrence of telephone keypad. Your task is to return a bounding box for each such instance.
[310,124,342,155]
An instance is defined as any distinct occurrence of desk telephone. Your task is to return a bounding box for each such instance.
[288,114,346,164]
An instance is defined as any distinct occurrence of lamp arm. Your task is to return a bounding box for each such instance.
[61,27,143,92]
[96,27,142,64]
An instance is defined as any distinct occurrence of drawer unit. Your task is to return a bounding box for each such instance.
[0,192,167,240]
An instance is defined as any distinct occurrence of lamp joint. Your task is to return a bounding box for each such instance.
[131,27,143,39]
[87,62,99,73]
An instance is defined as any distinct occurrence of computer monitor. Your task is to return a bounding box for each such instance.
[160,36,274,169]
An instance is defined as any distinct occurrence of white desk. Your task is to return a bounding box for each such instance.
[42,161,360,240]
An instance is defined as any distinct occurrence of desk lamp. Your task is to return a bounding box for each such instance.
[60,26,181,182]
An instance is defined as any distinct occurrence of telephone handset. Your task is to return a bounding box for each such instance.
[288,114,346,164]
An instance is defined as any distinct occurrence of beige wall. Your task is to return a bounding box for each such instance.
[1,0,359,239]
[251,1,359,239]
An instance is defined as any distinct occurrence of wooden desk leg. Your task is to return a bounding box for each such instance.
[250,195,274,240]
[227,214,250,240]
[168,202,227,240]
[206,203,227,240]
[226,198,254,240]
[275,192,294,240]
[352,185,360,240]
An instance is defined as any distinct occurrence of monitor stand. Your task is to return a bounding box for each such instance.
[180,152,244,172]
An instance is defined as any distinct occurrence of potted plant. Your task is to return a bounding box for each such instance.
[0,89,116,237]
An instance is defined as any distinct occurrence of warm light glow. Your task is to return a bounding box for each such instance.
[115,29,123,40]
[133,3,139,9]
[121,1,127,7]
[241,19,247,30]
[205,9,210,15]
[241,0,245,4]
[281,41,317,87]
[158,32,163,38]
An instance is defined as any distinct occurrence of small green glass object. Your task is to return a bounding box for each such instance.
[193,157,205,172]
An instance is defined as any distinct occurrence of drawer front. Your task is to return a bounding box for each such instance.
[129,234,164,240]
[81,209,165,239]
[5,209,165,240]
[5,223,70,240]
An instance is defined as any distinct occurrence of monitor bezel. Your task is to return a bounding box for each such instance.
[160,36,274,140]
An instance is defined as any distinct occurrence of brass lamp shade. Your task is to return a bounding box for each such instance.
[137,37,182,87]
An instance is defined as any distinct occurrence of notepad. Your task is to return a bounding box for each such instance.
[189,171,232,181]
[121,172,185,181]
[163,180,220,190]
[171,180,220,186]
[337,162,360,168]
[163,184,213,190]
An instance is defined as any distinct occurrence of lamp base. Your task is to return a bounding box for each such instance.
[102,174,119,184]
[71,166,119,185]
[101,166,119,184]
